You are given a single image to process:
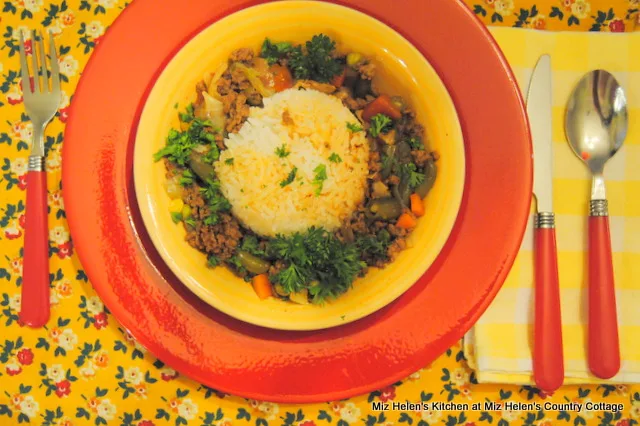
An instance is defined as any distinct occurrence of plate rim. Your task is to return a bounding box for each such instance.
[62,0,532,403]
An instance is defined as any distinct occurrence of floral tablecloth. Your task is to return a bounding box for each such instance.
[0,1,639,426]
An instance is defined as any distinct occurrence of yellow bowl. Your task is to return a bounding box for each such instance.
[134,1,465,330]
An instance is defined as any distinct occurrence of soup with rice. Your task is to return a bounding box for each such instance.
[154,34,438,304]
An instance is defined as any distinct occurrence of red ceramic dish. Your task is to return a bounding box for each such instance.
[62,0,532,403]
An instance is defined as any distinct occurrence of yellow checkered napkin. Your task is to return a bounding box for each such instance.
[464,28,640,385]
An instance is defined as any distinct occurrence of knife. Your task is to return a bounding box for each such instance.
[527,54,564,392]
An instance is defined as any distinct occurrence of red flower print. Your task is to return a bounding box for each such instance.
[57,241,74,259]
[300,421,316,426]
[18,174,27,190]
[616,420,630,426]
[55,379,71,397]
[609,19,625,32]
[379,386,396,402]
[6,365,21,376]
[465,423,476,426]
[94,312,108,329]
[17,348,33,365]
[160,371,178,381]
[7,93,22,105]
[58,107,69,123]
[18,214,26,229]
[138,421,155,426]
[4,227,22,240]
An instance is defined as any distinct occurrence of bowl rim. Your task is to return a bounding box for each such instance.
[133,0,466,330]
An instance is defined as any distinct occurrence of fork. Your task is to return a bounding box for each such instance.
[18,30,61,328]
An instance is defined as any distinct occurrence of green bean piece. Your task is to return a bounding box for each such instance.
[237,250,271,274]
[188,151,216,182]
[368,197,403,220]
[415,160,437,198]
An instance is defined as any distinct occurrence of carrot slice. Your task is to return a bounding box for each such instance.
[252,274,273,300]
[331,66,347,87]
[270,65,293,92]
[396,213,417,229]
[362,94,402,121]
[410,193,425,217]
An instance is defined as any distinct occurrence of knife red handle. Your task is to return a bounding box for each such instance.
[588,214,620,379]
[20,170,50,328]
[533,224,564,392]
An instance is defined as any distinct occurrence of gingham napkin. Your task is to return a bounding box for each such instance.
[464,28,640,384]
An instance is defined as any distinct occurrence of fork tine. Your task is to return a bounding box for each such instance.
[48,31,60,93]
[37,31,49,92]
[18,32,31,95]
[30,31,40,93]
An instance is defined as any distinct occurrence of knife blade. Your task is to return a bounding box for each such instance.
[529,55,554,213]
[526,54,564,392]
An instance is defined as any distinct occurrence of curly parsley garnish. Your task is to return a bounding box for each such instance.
[401,163,425,188]
[280,167,298,188]
[287,34,343,83]
[153,104,219,165]
[312,164,327,195]
[275,144,291,158]
[368,113,393,138]
[268,227,366,303]
[346,122,363,133]
[260,38,293,65]
[328,153,342,163]
[407,136,424,151]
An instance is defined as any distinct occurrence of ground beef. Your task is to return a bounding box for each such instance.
[229,48,254,63]
[338,86,368,111]
[387,223,409,238]
[388,175,400,186]
[182,185,205,209]
[268,260,286,278]
[215,133,226,151]
[368,151,382,174]
[185,212,243,261]
[349,211,368,234]
[386,238,407,262]
[396,111,424,140]
[230,67,251,91]
[411,150,433,168]
[245,86,263,106]
[357,61,376,80]
[222,92,250,133]
[217,73,232,96]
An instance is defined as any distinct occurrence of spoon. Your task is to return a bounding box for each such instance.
[565,70,627,379]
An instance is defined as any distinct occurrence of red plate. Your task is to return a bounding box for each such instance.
[62,0,531,403]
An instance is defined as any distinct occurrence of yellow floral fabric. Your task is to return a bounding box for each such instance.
[463,0,639,32]
[0,1,639,426]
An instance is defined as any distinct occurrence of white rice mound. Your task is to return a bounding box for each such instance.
[214,88,370,237]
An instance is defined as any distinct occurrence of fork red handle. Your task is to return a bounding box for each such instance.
[20,169,50,327]
[533,225,564,392]
[588,215,620,379]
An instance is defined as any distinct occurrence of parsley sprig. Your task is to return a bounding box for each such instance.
[312,164,327,196]
[268,227,365,303]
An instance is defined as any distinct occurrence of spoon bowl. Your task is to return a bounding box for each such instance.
[565,70,628,176]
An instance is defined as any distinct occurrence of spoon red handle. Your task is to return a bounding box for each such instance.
[588,209,620,379]
[533,216,564,392]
